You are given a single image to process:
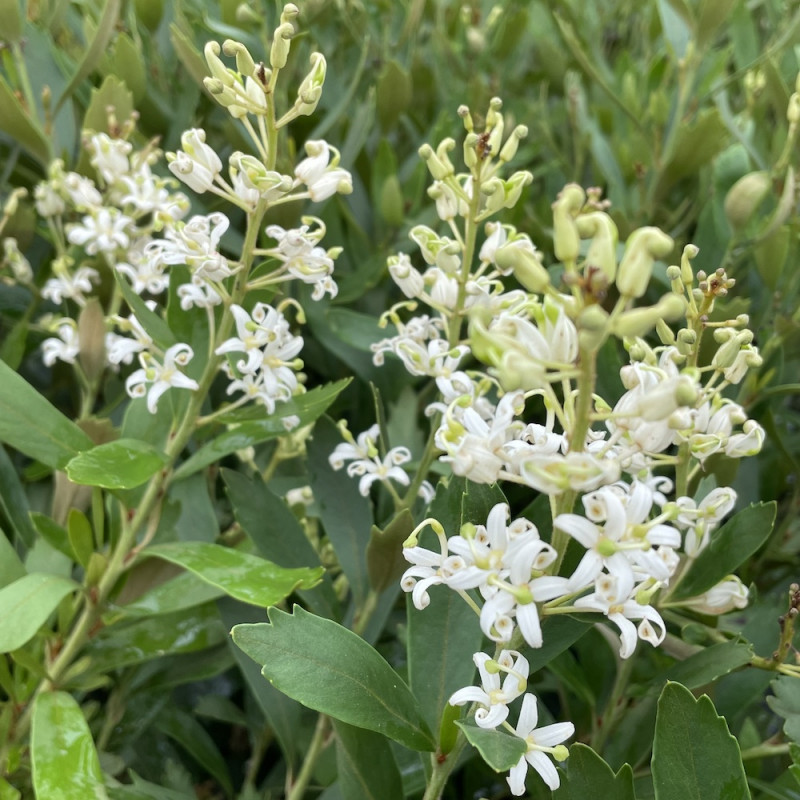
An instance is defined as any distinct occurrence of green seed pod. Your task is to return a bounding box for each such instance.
[723,171,771,230]
[379,174,404,227]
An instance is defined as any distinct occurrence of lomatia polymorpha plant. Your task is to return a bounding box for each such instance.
[1,3,797,799]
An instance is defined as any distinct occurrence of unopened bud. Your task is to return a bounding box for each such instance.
[576,211,618,282]
[616,227,674,299]
[656,318,676,346]
[204,41,235,87]
[724,171,771,229]
[552,184,585,264]
[494,239,550,293]
[271,21,295,70]
[788,93,800,124]
[419,143,454,180]
[498,124,528,163]
[611,294,685,338]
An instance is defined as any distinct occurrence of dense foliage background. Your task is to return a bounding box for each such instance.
[1,0,799,798]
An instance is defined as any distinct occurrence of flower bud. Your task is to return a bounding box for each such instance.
[270,21,295,69]
[611,294,685,338]
[577,305,609,351]
[684,575,748,615]
[576,211,618,282]
[724,171,771,229]
[494,239,550,293]
[78,298,107,383]
[223,39,256,78]
[552,184,585,264]
[204,41,236,87]
[463,133,479,169]
[616,227,674,299]
[680,244,699,285]
[419,143,453,180]
[656,318,676,346]
[498,124,528,163]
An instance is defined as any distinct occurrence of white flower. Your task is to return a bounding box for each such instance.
[116,241,171,295]
[388,253,424,299]
[674,487,737,556]
[67,208,132,255]
[63,172,103,210]
[167,128,223,193]
[125,343,200,413]
[683,575,748,615]
[177,279,222,310]
[294,140,353,201]
[264,221,337,299]
[449,650,529,729]
[507,693,574,794]
[150,212,233,282]
[106,312,153,366]
[42,265,99,306]
[87,133,132,183]
[41,320,80,366]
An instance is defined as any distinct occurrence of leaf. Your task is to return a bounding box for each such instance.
[142,542,323,608]
[156,708,232,796]
[222,469,338,618]
[115,273,176,350]
[407,585,484,737]
[455,720,526,772]
[656,0,691,57]
[0,445,37,546]
[333,720,404,800]
[767,676,800,743]
[115,571,225,616]
[0,359,93,469]
[307,416,373,603]
[671,502,776,600]
[65,439,168,490]
[655,641,754,690]
[0,573,78,653]
[67,509,94,568]
[31,691,108,799]
[29,512,73,560]
[652,682,750,800]
[0,0,22,42]
[0,74,50,164]
[81,74,134,137]
[82,604,225,672]
[169,24,210,91]
[54,0,122,114]
[173,379,350,479]
[232,606,435,751]
[554,743,635,799]
[366,508,414,592]
[0,529,25,588]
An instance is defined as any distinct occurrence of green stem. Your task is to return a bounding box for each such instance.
[590,652,635,752]
[286,713,330,800]
[739,742,790,761]
[421,735,469,800]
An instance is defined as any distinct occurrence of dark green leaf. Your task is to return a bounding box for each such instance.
[672,503,776,600]
[67,509,94,568]
[0,529,24,588]
[334,720,404,800]
[554,743,635,800]
[142,542,323,608]
[767,676,800,743]
[115,571,224,616]
[115,273,176,350]
[65,439,168,490]
[29,513,73,560]
[31,691,108,799]
[655,641,753,690]
[0,445,37,546]
[367,508,414,592]
[455,720,526,772]
[232,606,435,751]
[0,359,93,469]
[0,573,78,653]
[652,682,750,800]
[173,380,350,479]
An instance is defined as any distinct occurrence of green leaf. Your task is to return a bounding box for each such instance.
[0,529,25,588]
[65,439,168,490]
[232,606,435,751]
[656,641,754,690]
[115,273,176,350]
[169,24,210,90]
[173,379,350,479]
[333,720,404,800]
[0,74,50,164]
[110,33,147,102]
[307,416,372,603]
[67,509,94,568]
[0,0,22,42]
[672,502,776,600]
[115,571,225,616]
[0,573,78,653]
[652,682,750,800]
[29,513,73,560]
[142,542,323,608]
[80,74,133,137]
[366,508,414,593]
[222,469,338,618]
[455,720,526,772]
[0,445,37,546]
[767,676,800,743]
[54,0,122,114]
[32,692,108,799]
[155,708,232,796]
[656,0,691,57]
[554,743,635,799]
[0,359,93,469]
[83,604,225,672]
[0,775,21,800]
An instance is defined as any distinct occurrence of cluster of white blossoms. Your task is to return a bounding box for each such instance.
[31,5,352,419]
[333,98,764,792]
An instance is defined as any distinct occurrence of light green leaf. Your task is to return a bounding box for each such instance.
[169,24,210,90]
[67,509,94,568]
[0,573,78,653]
[672,502,776,600]
[656,0,692,57]
[0,529,25,588]
[115,571,225,617]
[455,721,526,772]
[31,691,108,799]
[0,445,38,546]
[54,0,122,114]
[142,542,323,608]
[0,0,22,42]
[80,74,133,137]
[0,360,93,469]
[334,720,404,800]
[554,743,635,799]
[0,775,21,800]
[652,682,750,800]
[115,273,176,350]
[29,513,73,560]
[232,606,435,752]
[65,439,168,490]
[173,379,350,479]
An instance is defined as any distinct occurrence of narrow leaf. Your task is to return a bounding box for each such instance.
[0,445,37,546]
[0,573,78,653]
[0,360,93,469]
[232,606,435,751]
[0,528,25,588]
[672,502,776,600]
[115,571,225,616]
[115,274,176,350]
[31,691,108,799]
[334,720,404,800]
[65,439,168,489]
[142,542,323,608]
[652,682,750,800]
[173,379,350,479]
[455,721,526,772]
[0,74,50,164]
